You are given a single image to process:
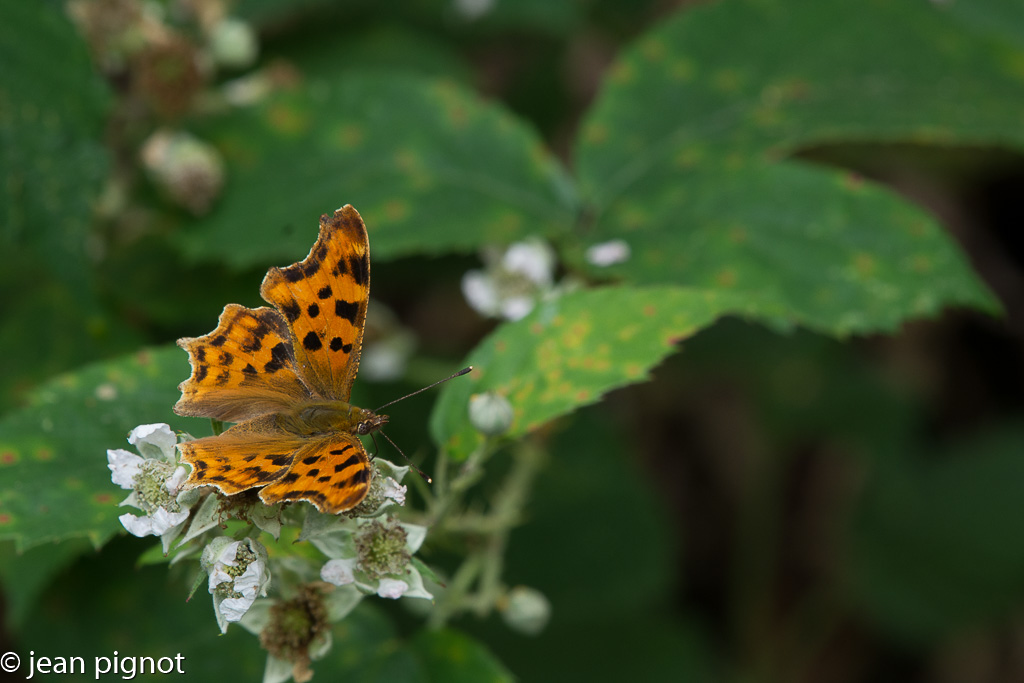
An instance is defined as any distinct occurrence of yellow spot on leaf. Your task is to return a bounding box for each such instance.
[333,123,364,149]
[35,447,53,461]
[265,102,309,136]
[394,149,420,172]
[625,363,643,379]
[641,38,666,62]
[674,146,703,169]
[384,199,409,222]
[609,61,635,85]
[669,58,695,81]
[618,203,650,231]
[852,252,876,278]
[712,68,745,93]
[716,269,737,288]
[910,254,933,273]
[584,123,608,145]
[0,449,18,466]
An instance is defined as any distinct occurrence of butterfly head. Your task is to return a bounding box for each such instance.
[356,409,388,436]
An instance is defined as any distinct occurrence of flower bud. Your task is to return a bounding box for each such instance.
[469,392,514,436]
[140,129,225,215]
[209,17,258,70]
[500,586,551,636]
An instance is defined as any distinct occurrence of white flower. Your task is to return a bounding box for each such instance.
[453,0,495,20]
[462,238,558,321]
[468,392,514,436]
[316,519,432,600]
[107,424,196,551]
[380,477,406,507]
[203,537,271,632]
[503,240,555,288]
[585,239,631,267]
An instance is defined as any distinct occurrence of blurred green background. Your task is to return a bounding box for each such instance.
[4,0,1024,681]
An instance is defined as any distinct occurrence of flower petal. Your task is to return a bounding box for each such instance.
[128,423,178,462]
[119,512,155,537]
[503,240,555,287]
[321,558,357,586]
[108,449,144,489]
[376,578,409,599]
[149,507,190,535]
[381,478,407,506]
[585,239,631,267]
[461,270,500,317]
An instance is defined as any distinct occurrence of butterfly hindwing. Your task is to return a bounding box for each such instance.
[178,416,310,494]
[260,205,370,403]
[175,304,311,423]
[258,432,371,513]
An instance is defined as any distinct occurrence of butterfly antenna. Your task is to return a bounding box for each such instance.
[379,430,432,483]
[374,366,473,412]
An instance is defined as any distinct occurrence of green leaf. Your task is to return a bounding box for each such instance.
[178,72,577,268]
[430,285,745,459]
[0,347,190,551]
[942,0,1024,52]
[410,628,513,683]
[276,24,474,84]
[0,1,110,290]
[846,425,1024,642]
[0,537,93,630]
[573,0,1013,335]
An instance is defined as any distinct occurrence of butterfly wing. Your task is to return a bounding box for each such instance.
[178,415,309,494]
[174,304,311,423]
[259,205,370,402]
[258,432,371,513]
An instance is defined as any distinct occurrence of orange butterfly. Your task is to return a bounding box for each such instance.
[173,205,385,513]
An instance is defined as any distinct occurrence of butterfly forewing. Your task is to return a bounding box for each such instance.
[175,304,311,423]
[259,206,370,403]
[258,433,371,513]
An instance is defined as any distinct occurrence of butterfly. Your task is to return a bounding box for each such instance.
[173,205,386,514]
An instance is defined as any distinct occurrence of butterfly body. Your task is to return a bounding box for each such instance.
[273,401,387,438]
[174,206,380,514]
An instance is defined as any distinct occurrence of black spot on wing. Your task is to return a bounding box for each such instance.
[329,337,352,353]
[349,252,369,287]
[307,303,320,319]
[334,453,362,472]
[281,301,301,323]
[303,331,322,351]
[317,286,332,299]
[335,299,359,324]
[264,342,290,374]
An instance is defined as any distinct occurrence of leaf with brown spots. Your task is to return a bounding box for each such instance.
[174,206,382,514]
